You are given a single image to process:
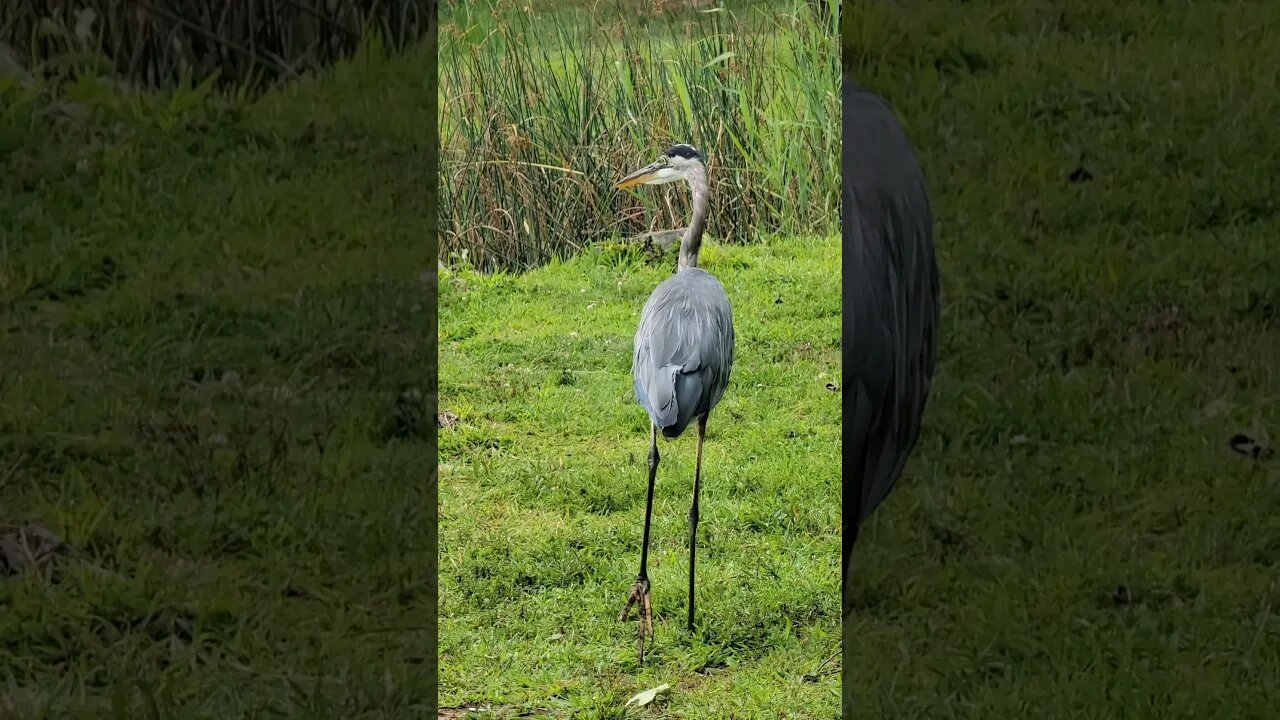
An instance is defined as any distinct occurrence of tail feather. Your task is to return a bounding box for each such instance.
[636,363,710,438]
[636,364,682,431]
[665,370,706,437]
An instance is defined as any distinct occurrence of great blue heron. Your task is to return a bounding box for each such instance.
[842,78,939,710]
[613,143,735,663]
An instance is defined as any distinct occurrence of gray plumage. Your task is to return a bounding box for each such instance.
[614,143,734,661]
[633,267,735,438]
[623,142,734,438]
[842,79,940,595]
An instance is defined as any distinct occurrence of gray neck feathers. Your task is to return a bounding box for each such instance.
[679,164,709,270]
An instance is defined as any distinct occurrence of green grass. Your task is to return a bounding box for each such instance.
[847,2,1280,716]
[438,235,840,717]
[0,41,437,718]
[439,4,839,713]
[440,0,837,272]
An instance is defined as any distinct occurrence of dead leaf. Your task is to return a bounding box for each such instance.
[625,683,671,708]
[0,522,66,577]
[438,411,461,429]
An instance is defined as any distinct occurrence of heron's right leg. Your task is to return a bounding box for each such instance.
[619,423,658,662]
[687,415,706,633]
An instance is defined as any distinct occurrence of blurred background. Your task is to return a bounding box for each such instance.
[0,0,425,91]
[1,2,439,718]
[845,2,1280,716]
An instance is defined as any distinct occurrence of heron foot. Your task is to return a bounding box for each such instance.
[618,577,654,663]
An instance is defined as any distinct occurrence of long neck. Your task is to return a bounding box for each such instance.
[678,166,710,270]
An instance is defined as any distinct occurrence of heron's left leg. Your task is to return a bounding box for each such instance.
[687,415,707,632]
[620,423,658,663]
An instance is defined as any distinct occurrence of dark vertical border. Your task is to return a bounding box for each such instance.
[424,0,440,715]
[840,1,942,716]
[840,5,855,717]
[840,5,855,709]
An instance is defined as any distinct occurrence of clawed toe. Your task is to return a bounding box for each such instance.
[619,578,654,663]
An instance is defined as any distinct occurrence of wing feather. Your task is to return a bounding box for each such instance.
[633,269,735,438]
[842,78,941,593]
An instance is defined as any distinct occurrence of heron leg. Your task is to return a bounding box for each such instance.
[688,415,706,633]
[619,423,659,663]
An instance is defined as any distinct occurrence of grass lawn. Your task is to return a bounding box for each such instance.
[0,45,436,718]
[848,2,1280,716]
[438,235,841,717]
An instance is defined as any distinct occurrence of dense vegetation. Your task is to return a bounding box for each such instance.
[440,0,837,272]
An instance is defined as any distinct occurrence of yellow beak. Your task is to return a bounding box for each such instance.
[614,161,664,190]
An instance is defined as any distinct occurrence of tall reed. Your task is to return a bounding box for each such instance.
[440,0,837,272]
[0,0,427,91]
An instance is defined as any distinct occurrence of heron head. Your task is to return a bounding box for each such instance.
[614,144,704,189]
